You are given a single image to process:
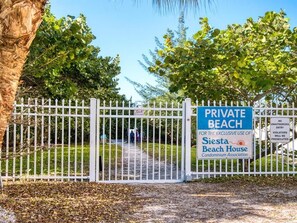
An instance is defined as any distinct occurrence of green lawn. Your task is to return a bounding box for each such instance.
[1,143,122,177]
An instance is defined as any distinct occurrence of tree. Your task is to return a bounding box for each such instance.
[0,0,46,152]
[18,8,124,101]
[149,11,297,103]
[0,0,211,149]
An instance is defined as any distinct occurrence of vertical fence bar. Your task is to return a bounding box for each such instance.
[281,103,284,176]
[61,99,65,181]
[275,103,279,176]
[146,102,150,180]
[102,101,106,181]
[67,100,71,181]
[226,101,230,177]
[12,101,16,181]
[109,101,112,181]
[176,102,180,180]
[89,98,97,182]
[259,101,262,176]
[54,99,58,180]
[133,112,137,181]
[115,101,118,180]
[170,102,174,180]
[213,101,218,177]
[74,100,78,181]
[47,99,51,180]
[264,102,268,176]
[96,100,101,181]
[164,102,168,180]
[218,101,223,176]
[247,101,251,176]
[208,100,211,178]
[20,98,24,178]
[185,98,192,181]
[33,99,37,181]
[140,114,143,180]
[127,101,131,180]
[286,103,290,176]
[27,98,31,178]
[5,125,9,181]
[200,100,205,179]
[293,102,295,176]
[41,98,44,179]
[253,104,257,176]
[121,101,124,180]
[270,101,273,175]
[81,100,85,181]
[158,102,161,180]
[196,100,199,178]
[152,102,156,181]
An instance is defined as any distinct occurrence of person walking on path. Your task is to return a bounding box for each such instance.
[130,130,135,143]
[136,129,140,142]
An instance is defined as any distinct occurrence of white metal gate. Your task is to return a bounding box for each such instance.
[89,99,185,183]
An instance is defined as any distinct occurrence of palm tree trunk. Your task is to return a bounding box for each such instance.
[0,0,46,149]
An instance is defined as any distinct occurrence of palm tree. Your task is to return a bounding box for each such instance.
[0,0,211,148]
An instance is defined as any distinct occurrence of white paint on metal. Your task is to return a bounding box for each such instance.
[2,98,297,183]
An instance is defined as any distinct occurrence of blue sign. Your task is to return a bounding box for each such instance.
[197,107,253,130]
[197,106,253,159]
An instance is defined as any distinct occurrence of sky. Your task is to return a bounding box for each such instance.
[50,0,297,102]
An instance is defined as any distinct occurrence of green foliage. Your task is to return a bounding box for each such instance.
[18,7,125,101]
[150,11,297,103]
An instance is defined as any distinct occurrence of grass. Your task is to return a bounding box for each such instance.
[1,143,122,177]
[250,154,294,172]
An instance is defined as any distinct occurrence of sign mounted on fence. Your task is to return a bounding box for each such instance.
[197,107,253,159]
[270,117,290,143]
[134,108,145,116]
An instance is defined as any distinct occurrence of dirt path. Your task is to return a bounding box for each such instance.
[130,181,297,222]
[120,142,181,181]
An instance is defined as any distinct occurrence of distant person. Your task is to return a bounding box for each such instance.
[100,134,107,143]
[130,130,135,143]
[136,129,140,142]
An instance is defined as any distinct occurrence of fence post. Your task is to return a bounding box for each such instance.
[185,98,192,181]
[89,98,97,182]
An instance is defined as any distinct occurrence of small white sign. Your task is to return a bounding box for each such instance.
[270,118,290,143]
[134,108,144,116]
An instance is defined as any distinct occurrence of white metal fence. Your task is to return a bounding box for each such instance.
[1,98,90,181]
[1,98,297,182]
[187,99,297,179]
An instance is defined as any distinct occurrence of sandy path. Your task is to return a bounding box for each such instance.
[119,142,181,181]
